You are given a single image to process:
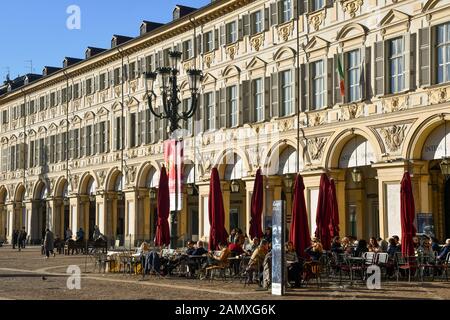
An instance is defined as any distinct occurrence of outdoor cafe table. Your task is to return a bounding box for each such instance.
[345,256,365,283]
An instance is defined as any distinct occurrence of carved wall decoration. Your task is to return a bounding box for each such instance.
[382,95,408,113]
[342,103,363,120]
[225,43,239,60]
[126,166,137,185]
[203,52,215,68]
[114,86,121,98]
[130,80,137,93]
[309,112,326,127]
[26,181,34,198]
[7,184,15,201]
[250,33,264,51]
[96,170,106,187]
[183,60,194,71]
[340,0,363,18]
[86,96,93,106]
[277,21,294,42]
[379,125,406,153]
[70,175,79,193]
[429,86,449,105]
[308,137,327,161]
[308,10,326,31]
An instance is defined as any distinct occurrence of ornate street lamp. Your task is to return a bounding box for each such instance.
[149,187,157,200]
[440,120,450,179]
[143,50,202,249]
[230,180,240,193]
[283,173,294,190]
[186,183,198,196]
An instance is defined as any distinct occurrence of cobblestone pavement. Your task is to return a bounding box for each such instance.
[0,246,449,300]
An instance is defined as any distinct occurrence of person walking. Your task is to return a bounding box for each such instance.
[12,229,18,249]
[65,228,73,241]
[44,229,55,259]
[18,227,27,251]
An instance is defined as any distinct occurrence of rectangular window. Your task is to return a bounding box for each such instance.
[348,49,361,102]
[49,135,56,164]
[130,113,137,148]
[183,40,193,60]
[280,70,293,116]
[145,55,154,72]
[312,0,324,11]
[62,88,67,104]
[114,68,121,86]
[20,104,25,118]
[39,138,45,166]
[86,78,93,95]
[251,10,263,35]
[312,60,326,109]
[10,145,16,171]
[129,62,136,80]
[98,122,106,153]
[2,147,7,172]
[61,132,68,161]
[389,37,405,93]
[254,78,264,122]
[29,100,35,114]
[86,125,92,156]
[72,129,79,159]
[73,84,80,99]
[280,0,292,24]
[204,31,214,52]
[115,117,123,150]
[29,141,35,168]
[205,92,215,131]
[226,21,238,44]
[228,86,238,127]
[2,110,8,124]
[99,74,107,90]
[437,22,450,84]
[39,96,45,111]
[50,93,56,107]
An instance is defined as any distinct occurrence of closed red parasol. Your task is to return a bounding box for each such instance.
[154,166,170,247]
[315,173,331,250]
[328,178,340,239]
[289,174,311,259]
[400,172,416,257]
[208,168,229,250]
[249,168,264,240]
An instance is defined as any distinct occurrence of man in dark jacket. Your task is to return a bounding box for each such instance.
[18,227,27,251]
[12,230,18,249]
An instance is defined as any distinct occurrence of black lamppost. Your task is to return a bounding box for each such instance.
[143,50,202,249]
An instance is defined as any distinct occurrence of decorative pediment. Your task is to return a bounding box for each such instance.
[18,132,26,139]
[10,135,18,142]
[202,72,217,85]
[336,23,367,47]
[59,119,69,128]
[1,137,9,144]
[38,126,47,134]
[180,80,189,91]
[222,65,241,78]
[423,0,442,12]
[112,102,122,112]
[71,115,82,124]
[246,57,267,71]
[379,10,411,37]
[303,36,329,59]
[84,111,96,120]
[48,123,58,131]
[126,96,140,107]
[27,129,37,137]
[97,106,109,116]
[273,46,296,62]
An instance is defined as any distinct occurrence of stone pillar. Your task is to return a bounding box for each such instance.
[69,196,79,239]
[180,186,188,243]
[373,162,406,240]
[221,181,231,232]
[197,183,210,242]
[95,192,106,236]
[0,205,5,241]
[6,203,14,242]
[302,170,327,237]
[328,169,347,237]
[47,198,61,236]
[24,201,32,237]
[124,189,137,247]
[243,177,256,238]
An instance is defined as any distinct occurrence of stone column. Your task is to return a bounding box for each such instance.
[372,162,407,240]
[302,170,327,236]
[95,192,106,236]
[47,197,62,237]
[243,177,256,238]
[180,186,188,243]
[0,205,5,241]
[197,182,210,242]
[221,181,231,232]
[6,203,14,242]
[24,201,32,237]
[69,196,79,239]
[124,188,137,247]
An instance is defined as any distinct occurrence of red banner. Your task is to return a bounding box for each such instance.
[164,140,183,211]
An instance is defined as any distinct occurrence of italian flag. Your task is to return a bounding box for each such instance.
[337,53,345,97]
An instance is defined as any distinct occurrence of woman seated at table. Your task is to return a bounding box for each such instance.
[305,238,323,261]
[228,238,244,275]
[142,248,162,275]
[353,239,368,257]
[368,237,382,253]
[203,242,231,269]
[330,236,343,254]
[285,241,302,288]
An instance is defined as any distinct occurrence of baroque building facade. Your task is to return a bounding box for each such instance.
[1,0,450,246]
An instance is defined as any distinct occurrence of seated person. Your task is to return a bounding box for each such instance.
[142,248,162,275]
[245,239,269,284]
[369,237,382,253]
[354,239,368,257]
[305,239,323,261]
[228,238,244,274]
[249,238,260,254]
[285,241,301,288]
[330,236,343,254]
[262,251,272,290]
[386,238,400,259]
[192,241,208,256]
[437,239,450,262]
[186,240,196,256]
[186,240,208,277]
[204,242,231,269]
[137,241,150,255]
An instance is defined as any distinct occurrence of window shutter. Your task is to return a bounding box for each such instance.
[215,91,220,130]
[270,2,278,26]
[360,46,370,101]
[106,121,110,152]
[197,94,204,134]
[242,81,251,124]
[333,54,343,105]
[214,29,220,50]
[264,8,270,31]
[220,25,226,46]
[301,63,310,112]
[80,127,85,157]
[374,41,385,96]
[325,59,333,107]
[293,0,299,18]
[270,72,279,118]
[197,35,203,56]
[219,88,226,128]
[300,0,309,14]
[294,68,300,112]
[155,52,160,69]
[419,27,430,87]
[238,19,244,41]
[405,33,416,91]
[94,123,100,154]
[243,15,250,36]
[264,77,270,121]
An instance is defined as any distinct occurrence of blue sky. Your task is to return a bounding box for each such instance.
[0,0,209,81]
